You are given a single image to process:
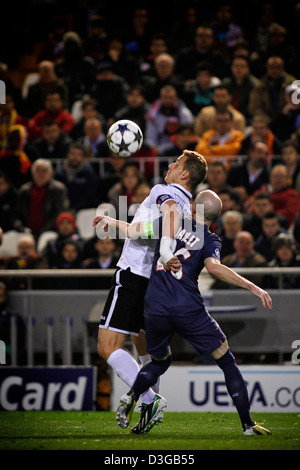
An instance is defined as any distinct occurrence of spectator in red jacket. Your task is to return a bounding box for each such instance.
[27,90,74,142]
[252,164,300,227]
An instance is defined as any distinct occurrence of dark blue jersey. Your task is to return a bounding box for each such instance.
[144,218,221,317]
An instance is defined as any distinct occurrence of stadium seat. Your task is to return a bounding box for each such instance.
[0,231,29,257]
[76,208,97,239]
[37,231,58,254]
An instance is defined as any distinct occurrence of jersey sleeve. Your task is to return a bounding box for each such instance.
[149,184,176,210]
[202,234,222,261]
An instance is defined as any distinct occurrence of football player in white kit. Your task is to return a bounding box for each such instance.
[93,150,207,431]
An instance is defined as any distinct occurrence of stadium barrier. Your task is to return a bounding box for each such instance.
[50,154,249,183]
[0,268,299,367]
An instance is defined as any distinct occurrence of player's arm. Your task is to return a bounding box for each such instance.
[204,257,272,310]
[93,215,152,239]
[159,200,181,267]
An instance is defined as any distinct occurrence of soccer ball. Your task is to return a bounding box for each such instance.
[107,119,143,157]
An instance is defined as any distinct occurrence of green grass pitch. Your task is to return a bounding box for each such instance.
[0,411,299,451]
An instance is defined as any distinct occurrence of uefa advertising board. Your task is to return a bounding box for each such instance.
[0,367,96,411]
[111,365,300,413]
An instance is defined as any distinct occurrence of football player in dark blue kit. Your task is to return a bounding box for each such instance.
[116,189,272,435]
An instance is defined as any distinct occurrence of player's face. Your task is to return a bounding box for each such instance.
[164,155,187,184]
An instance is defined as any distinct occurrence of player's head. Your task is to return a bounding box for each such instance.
[165,150,208,193]
[193,189,222,225]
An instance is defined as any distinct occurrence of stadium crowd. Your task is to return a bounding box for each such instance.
[1,1,300,290]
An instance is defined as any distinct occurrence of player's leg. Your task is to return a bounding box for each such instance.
[211,341,271,435]
[131,330,160,394]
[117,315,171,433]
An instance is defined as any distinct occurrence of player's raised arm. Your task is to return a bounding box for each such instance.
[159,200,181,266]
[204,257,272,310]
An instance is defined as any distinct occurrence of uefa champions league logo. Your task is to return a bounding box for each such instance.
[0,80,6,104]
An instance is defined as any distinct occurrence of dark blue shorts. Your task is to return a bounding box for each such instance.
[144,310,226,359]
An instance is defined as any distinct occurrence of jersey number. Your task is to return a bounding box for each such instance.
[156,247,191,280]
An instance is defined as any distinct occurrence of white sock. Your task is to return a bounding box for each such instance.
[107,349,156,404]
[107,349,140,388]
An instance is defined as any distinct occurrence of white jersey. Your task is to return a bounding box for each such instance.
[117,183,192,278]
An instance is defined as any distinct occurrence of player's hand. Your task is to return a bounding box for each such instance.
[163,257,182,273]
[93,215,115,228]
[250,285,272,310]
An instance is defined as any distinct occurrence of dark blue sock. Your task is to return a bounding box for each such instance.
[130,356,171,401]
[216,350,254,428]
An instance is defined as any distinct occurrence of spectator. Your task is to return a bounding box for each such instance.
[265,164,300,226]
[0,282,26,365]
[124,7,152,59]
[252,23,300,78]
[37,15,68,63]
[223,55,258,122]
[145,85,193,155]
[239,114,282,157]
[0,171,18,232]
[209,186,241,236]
[195,109,244,168]
[273,140,300,195]
[163,124,197,157]
[205,161,231,195]
[54,142,99,211]
[27,90,75,142]
[78,117,109,160]
[219,210,244,258]
[265,234,300,289]
[16,159,69,237]
[270,83,300,142]
[55,31,96,107]
[85,237,118,269]
[139,32,169,78]
[212,231,267,289]
[243,191,288,240]
[183,62,219,117]
[5,234,47,270]
[113,85,149,135]
[90,61,129,125]
[248,56,295,120]
[83,14,108,62]
[99,153,131,202]
[291,114,300,152]
[254,211,286,262]
[51,239,84,289]
[108,165,144,217]
[194,84,246,137]
[175,24,228,81]
[293,212,300,247]
[25,60,68,118]
[142,53,184,103]
[210,2,243,57]
[105,33,140,86]
[32,120,72,159]
[168,6,199,53]
[43,212,82,268]
[227,140,270,206]
[0,93,26,149]
[85,237,118,289]
[0,125,32,189]
[71,96,106,141]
